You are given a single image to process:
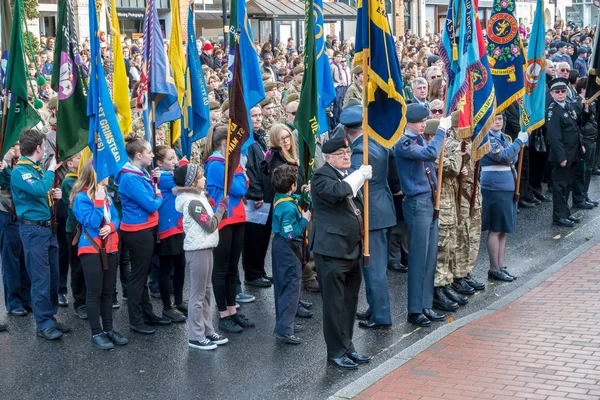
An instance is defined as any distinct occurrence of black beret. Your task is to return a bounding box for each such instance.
[406,103,429,123]
[322,137,350,154]
[550,77,569,91]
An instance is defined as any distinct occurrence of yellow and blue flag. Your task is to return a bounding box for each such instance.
[354,0,406,148]
[167,0,185,146]
[180,3,210,159]
[87,0,127,182]
[138,0,181,142]
[314,0,336,135]
[486,0,525,113]
[111,0,132,136]
[521,0,546,133]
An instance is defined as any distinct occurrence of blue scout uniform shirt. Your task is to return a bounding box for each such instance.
[11,156,55,221]
[272,193,308,242]
[394,127,445,198]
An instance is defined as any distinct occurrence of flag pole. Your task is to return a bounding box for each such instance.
[224,120,231,194]
[433,136,446,221]
[513,145,525,203]
[0,88,8,153]
[361,42,370,267]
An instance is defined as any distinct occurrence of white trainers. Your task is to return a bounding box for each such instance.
[188,339,217,351]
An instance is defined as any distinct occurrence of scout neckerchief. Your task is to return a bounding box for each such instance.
[273,194,302,213]
[16,157,53,208]
[273,194,304,261]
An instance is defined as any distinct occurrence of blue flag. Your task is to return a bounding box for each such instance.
[487,0,525,113]
[354,0,407,148]
[227,0,265,152]
[314,0,336,134]
[180,4,210,159]
[520,0,546,133]
[138,0,181,142]
[87,0,127,182]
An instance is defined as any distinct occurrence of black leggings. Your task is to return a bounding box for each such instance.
[158,253,185,310]
[81,253,117,335]
[212,223,244,312]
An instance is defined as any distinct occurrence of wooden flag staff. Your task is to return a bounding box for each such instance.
[361,45,370,267]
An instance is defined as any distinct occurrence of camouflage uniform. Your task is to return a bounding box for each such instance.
[453,141,482,279]
[343,82,363,108]
[434,136,462,288]
[271,99,285,124]
[190,137,208,165]
[262,116,276,133]
[286,80,301,97]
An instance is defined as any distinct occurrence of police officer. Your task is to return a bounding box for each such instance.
[546,78,585,227]
[310,137,372,370]
[11,129,70,340]
[395,104,451,327]
[342,105,396,329]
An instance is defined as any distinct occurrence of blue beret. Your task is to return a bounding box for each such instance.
[548,48,558,55]
[579,47,589,54]
[322,137,350,154]
[340,105,362,127]
[557,41,567,49]
[406,103,429,123]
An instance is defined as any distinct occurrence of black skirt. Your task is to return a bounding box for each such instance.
[482,189,517,233]
[155,232,185,256]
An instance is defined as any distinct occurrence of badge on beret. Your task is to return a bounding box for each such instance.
[343,137,349,146]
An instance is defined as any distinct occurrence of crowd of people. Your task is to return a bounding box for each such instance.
[0,18,598,370]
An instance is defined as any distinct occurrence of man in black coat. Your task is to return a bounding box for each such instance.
[310,137,372,370]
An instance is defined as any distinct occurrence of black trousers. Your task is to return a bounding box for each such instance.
[519,146,535,201]
[158,253,185,310]
[120,228,156,326]
[65,232,86,310]
[242,212,272,282]
[80,253,117,335]
[113,237,130,300]
[529,141,548,196]
[552,162,578,220]
[571,160,587,205]
[314,253,361,359]
[213,223,244,312]
[583,142,596,197]
[57,214,70,294]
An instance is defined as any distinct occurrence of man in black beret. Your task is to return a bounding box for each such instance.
[310,136,373,370]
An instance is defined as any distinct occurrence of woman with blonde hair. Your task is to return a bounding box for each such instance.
[428,77,445,102]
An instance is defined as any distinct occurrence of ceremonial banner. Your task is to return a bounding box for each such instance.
[88,0,127,182]
[521,0,546,133]
[354,0,407,148]
[111,0,132,136]
[0,0,11,51]
[51,0,89,161]
[486,0,525,113]
[181,3,210,159]
[225,39,250,194]
[295,0,319,183]
[167,0,185,146]
[585,10,600,102]
[314,0,336,135]
[439,0,458,109]
[139,0,181,142]
[2,0,40,157]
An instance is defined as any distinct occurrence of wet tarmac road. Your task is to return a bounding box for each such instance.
[1,181,600,400]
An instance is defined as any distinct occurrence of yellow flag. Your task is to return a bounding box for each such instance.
[77,146,93,174]
[111,0,132,136]
[168,0,185,146]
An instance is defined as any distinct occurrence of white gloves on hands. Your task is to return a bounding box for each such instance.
[517,131,529,145]
[344,166,371,198]
[439,115,452,130]
[358,165,373,180]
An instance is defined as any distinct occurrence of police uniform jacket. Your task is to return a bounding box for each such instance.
[349,135,396,230]
[546,100,583,163]
[309,163,363,260]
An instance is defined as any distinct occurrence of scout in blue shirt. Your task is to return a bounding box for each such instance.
[10,129,69,340]
[270,164,311,345]
[395,104,452,328]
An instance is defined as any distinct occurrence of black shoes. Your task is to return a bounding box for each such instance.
[296,306,313,318]
[444,286,468,306]
[218,316,243,333]
[422,308,446,321]
[534,193,551,202]
[189,339,217,351]
[245,277,272,288]
[174,303,188,316]
[328,355,358,370]
[452,278,476,295]
[463,274,485,291]
[518,200,536,208]
[568,215,581,223]
[58,293,68,307]
[91,333,114,350]
[0,324,7,332]
[553,218,575,227]
[358,321,392,330]
[488,269,514,282]
[130,324,155,335]
[263,275,274,283]
[163,308,186,323]
[501,267,517,280]
[433,287,459,312]
[112,300,120,309]
[407,313,431,327]
[356,311,372,321]
[37,327,62,340]
[105,330,129,346]
[74,306,88,320]
[388,263,408,273]
[586,198,599,207]
[347,352,371,364]
[303,280,320,292]
[574,202,594,210]
[9,308,27,316]
[274,333,301,344]
[299,300,313,309]
[55,322,71,333]
[231,313,255,328]
[144,314,171,325]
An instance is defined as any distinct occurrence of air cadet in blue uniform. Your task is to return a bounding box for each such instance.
[395,104,452,327]
[341,105,395,329]
[574,47,589,78]
[10,129,70,340]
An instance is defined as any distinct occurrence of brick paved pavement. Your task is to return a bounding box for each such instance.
[354,243,600,400]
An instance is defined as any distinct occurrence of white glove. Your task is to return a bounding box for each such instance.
[343,169,367,198]
[358,164,372,180]
[517,131,529,145]
[439,115,452,130]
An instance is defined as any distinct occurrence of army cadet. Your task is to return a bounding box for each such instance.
[310,137,372,370]
[286,66,304,97]
[218,100,230,126]
[431,119,466,312]
[260,97,277,133]
[341,105,395,329]
[11,129,70,340]
[546,77,586,227]
[394,104,451,327]
[343,65,363,109]
[209,100,222,125]
[264,81,285,123]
